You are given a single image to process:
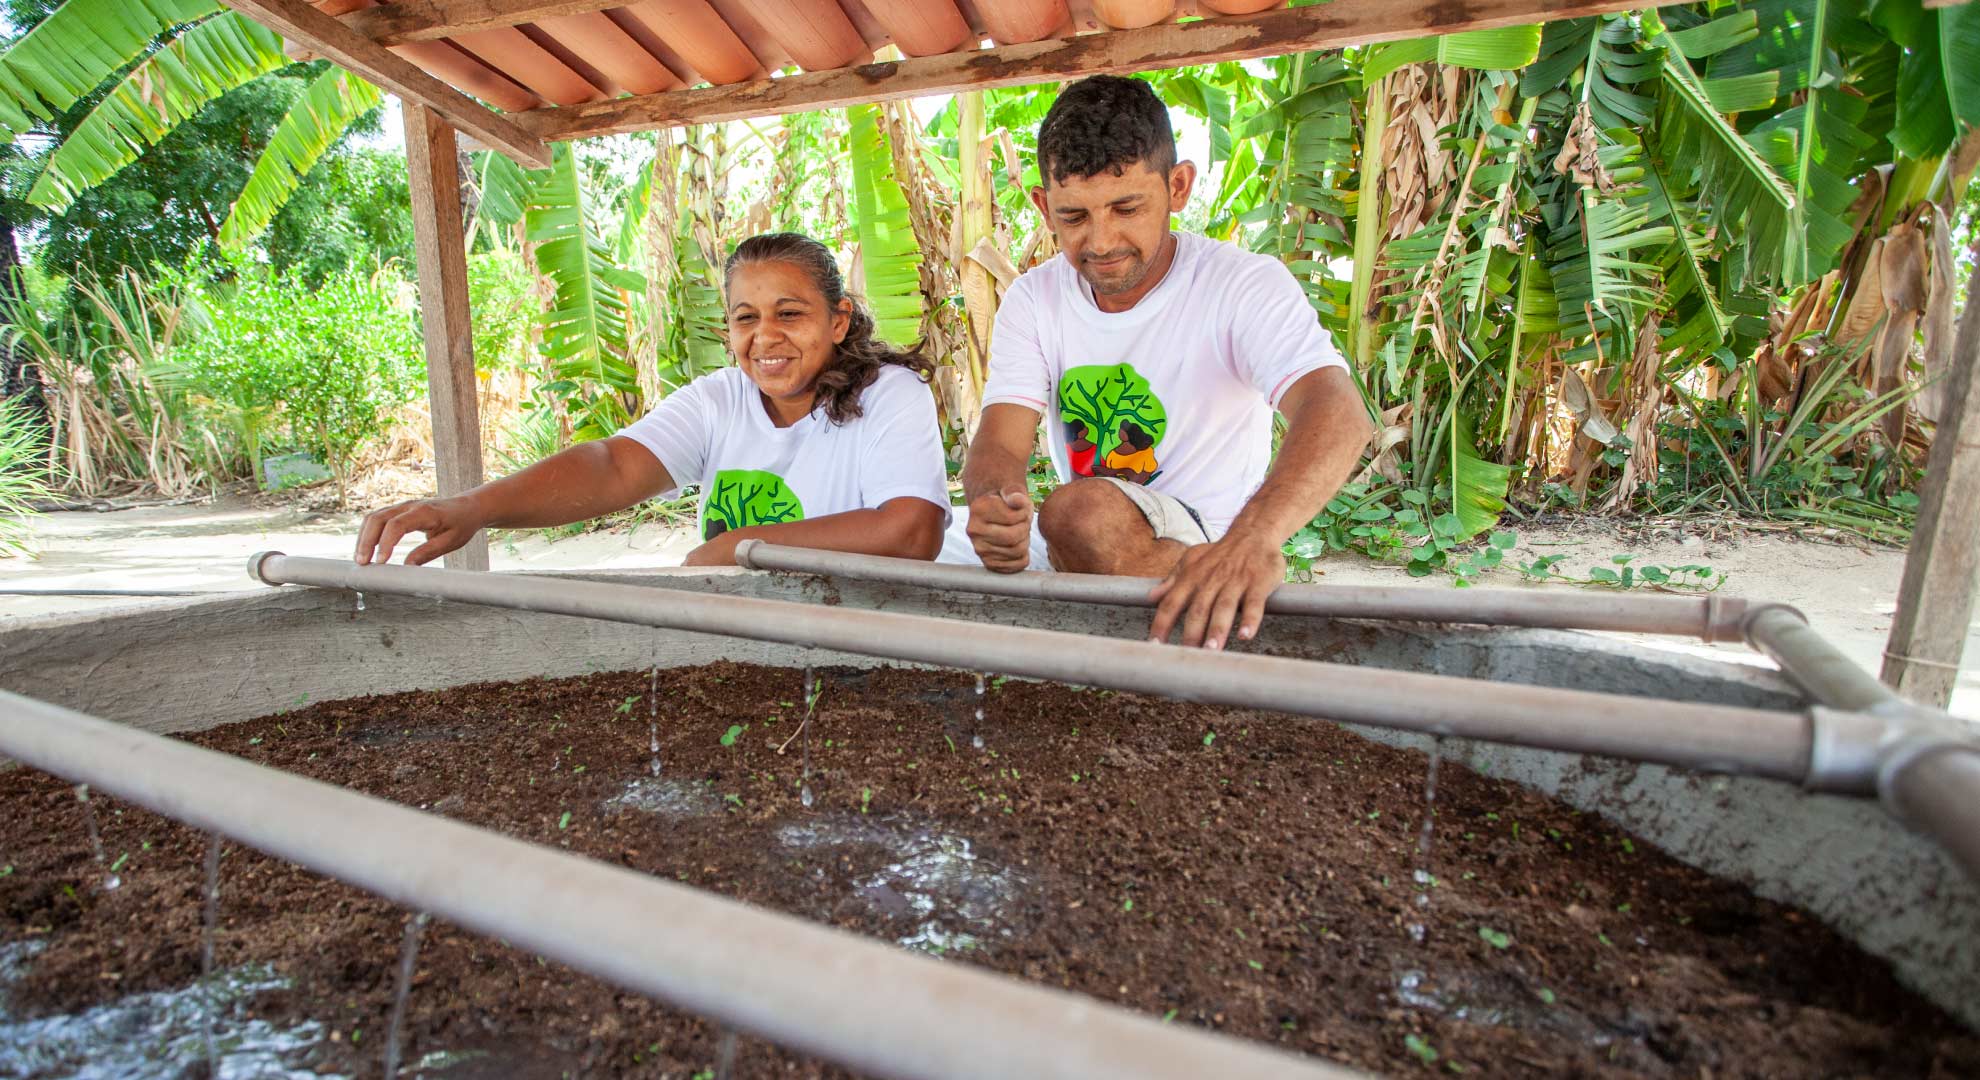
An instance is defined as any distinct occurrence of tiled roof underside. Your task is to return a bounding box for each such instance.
[308,0,1290,116]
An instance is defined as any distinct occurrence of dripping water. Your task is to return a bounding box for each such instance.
[1406,738,1444,944]
[971,673,986,750]
[353,590,366,614]
[74,786,119,892]
[647,660,663,778]
[799,665,815,808]
[381,912,431,1079]
[714,1027,739,1080]
[199,832,222,1076]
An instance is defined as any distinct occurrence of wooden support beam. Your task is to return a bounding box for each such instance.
[517,0,1689,141]
[403,101,492,572]
[346,0,625,45]
[219,0,551,166]
[1882,239,1980,707]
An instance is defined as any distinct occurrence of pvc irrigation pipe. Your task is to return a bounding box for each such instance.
[1882,742,1980,885]
[1743,606,1980,862]
[732,541,1762,642]
[0,588,220,597]
[251,553,1832,788]
[0,689,1358,1080]
[1742,605,1902,713]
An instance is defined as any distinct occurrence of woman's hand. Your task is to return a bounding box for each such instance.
[355,496,487,566]
[682,528,747,568]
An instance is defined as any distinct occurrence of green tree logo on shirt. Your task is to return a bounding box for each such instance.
[1058,363,1168,485]
[702,469,804,540]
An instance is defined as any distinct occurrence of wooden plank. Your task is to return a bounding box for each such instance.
[1881,243,1980,707]
[346,0,628,43]
[518,0,1690,140]
[402,101,492,572]
[219,0,552,166]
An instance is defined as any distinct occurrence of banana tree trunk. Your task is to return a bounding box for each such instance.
[955,90,996,442]
[1348,73,1389,380]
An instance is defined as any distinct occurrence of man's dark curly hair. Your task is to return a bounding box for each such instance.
[1037,75,1176,187]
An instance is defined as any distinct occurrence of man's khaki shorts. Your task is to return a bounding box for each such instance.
[934,478,1212,571]
[1095,477,1211,546]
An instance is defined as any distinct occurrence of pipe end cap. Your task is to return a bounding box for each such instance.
[247,551,282,585]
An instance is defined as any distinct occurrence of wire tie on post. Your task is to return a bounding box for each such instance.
[1880,650,1964,674]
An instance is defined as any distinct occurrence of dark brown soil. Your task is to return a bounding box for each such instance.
[2,662,1975,1078]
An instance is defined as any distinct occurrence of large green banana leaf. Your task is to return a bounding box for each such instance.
[28,12,286,214]
[526,142,647,440]
[1364,25,1543,85]
[847,103,924,347]
[0,0,218,136]
[218,67,380,248]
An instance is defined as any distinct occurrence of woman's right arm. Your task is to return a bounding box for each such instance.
[354,436,673,565]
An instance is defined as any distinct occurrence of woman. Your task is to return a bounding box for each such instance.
[354,233,950,568]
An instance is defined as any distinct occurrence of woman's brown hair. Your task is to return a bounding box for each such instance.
[723,232,934,424]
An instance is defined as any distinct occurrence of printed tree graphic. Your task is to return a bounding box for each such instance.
[701,469,804,539]
[1057,363,1168,465]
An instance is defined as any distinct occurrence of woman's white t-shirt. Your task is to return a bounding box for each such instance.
[616,364,951,541]
[981,230,1348,538]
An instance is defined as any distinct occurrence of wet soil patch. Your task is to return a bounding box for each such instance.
[2,662,1975,1077]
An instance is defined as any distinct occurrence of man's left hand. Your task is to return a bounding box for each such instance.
[1147,530,1285,649]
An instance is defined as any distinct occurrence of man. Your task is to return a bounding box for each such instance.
[952,75,1372,650]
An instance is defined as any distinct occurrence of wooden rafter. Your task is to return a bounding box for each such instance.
[219,0,553,166]
[344,0,626,45]
[516,0,1691,142]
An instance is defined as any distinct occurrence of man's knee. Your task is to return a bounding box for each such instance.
[1038,480,1119,548]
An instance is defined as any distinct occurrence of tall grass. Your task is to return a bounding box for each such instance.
[0,267,222,497]
[0,399,56,556]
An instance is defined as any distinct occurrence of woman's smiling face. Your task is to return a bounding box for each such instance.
[725,259,851,425]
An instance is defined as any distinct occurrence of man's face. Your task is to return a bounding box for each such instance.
[1030,160,1195,297]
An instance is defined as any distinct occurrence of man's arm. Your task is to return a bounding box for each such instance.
[1148,365,1372,647]
[684,497,947,566]
[960,402,1045,572]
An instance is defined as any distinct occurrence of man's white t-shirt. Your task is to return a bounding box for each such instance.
[981,230,1348,538]
[616,364,950,542]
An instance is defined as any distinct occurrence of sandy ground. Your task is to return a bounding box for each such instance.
[5,494,1975,718]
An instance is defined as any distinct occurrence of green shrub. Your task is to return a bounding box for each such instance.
[469,251,535,373]
[178,260,424,496]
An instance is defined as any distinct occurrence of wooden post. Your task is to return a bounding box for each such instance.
[403,99,491,571]
[1881,237,1980,707]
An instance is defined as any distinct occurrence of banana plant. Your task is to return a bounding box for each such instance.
[219,66,381,247]
[0,0,385,259]
[27,12,287,214]
[0,0,220,137]
[847,102,924,347]
[525,142,647,441]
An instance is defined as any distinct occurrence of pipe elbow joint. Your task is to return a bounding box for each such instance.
[1874,708,1980,824]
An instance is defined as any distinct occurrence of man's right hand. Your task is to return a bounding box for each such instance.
[355,496,485,566]
[966,488,1034,573]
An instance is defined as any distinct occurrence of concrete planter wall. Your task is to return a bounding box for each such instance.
[3,566,1973,1031]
